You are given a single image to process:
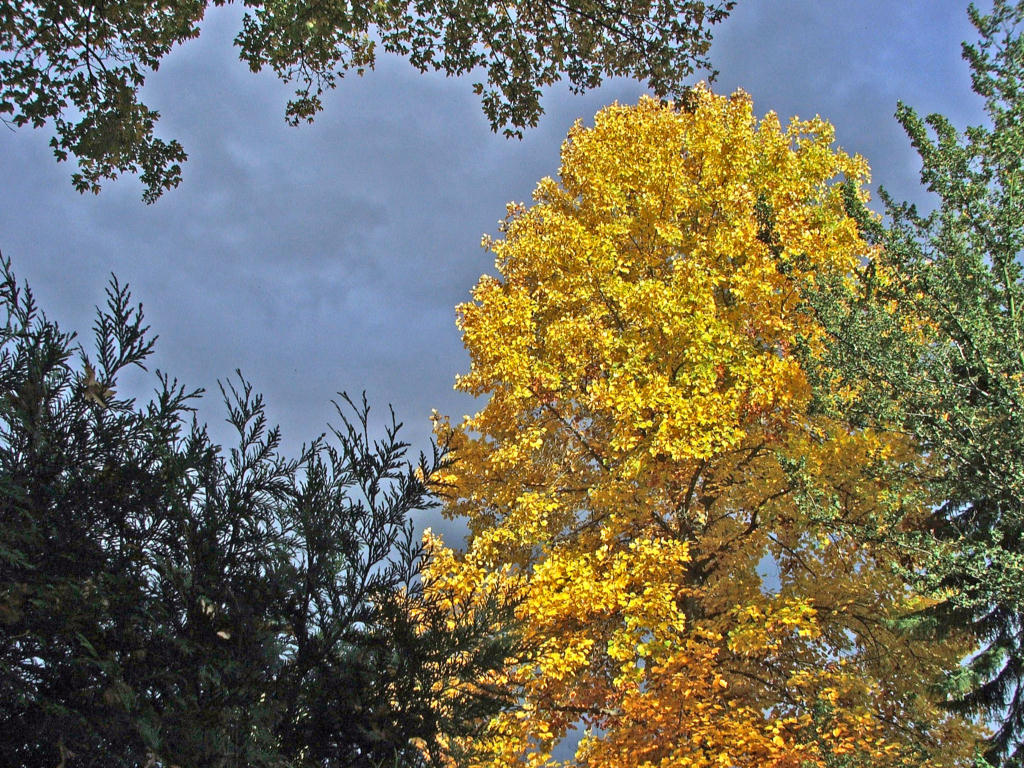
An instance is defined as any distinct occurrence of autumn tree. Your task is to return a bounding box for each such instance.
[0,0,735,202]
[804,2,1024,764]
[423,88,983,768]
[0,255,518,768]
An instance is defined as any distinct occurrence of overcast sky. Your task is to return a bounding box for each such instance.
[1,0,986,554]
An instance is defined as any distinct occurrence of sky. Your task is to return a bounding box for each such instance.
[0,0,986,557]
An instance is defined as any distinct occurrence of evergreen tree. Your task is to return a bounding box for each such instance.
[0,255,519,767]
[806,3,1024,763]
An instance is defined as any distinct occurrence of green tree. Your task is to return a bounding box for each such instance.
[0,0,735,202]
[0,254,519,767]
[804,2,1024,764]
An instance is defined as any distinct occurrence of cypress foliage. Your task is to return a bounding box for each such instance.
[0,256,519,767]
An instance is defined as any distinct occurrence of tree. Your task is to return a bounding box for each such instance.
[804,2,1024,764]
[0,0,735,203]
[423,88,983,768]
[0,254,519,767]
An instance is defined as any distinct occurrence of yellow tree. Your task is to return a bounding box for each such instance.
[424,89,982,768]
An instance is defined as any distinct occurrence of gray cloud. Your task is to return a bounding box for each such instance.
[1,0,989,555]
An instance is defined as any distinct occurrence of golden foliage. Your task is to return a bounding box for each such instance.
[427,88,981,767]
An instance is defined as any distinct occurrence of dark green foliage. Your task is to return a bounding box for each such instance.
[0,0,735,202]
[0,256,519,767]
[804,2,1024,764]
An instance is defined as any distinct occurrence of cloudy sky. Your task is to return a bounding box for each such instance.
[1,0,985,552]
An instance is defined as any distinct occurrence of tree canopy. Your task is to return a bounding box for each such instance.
[423,88,982,768]
[0,256,519,767]
[0,0,735,202]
